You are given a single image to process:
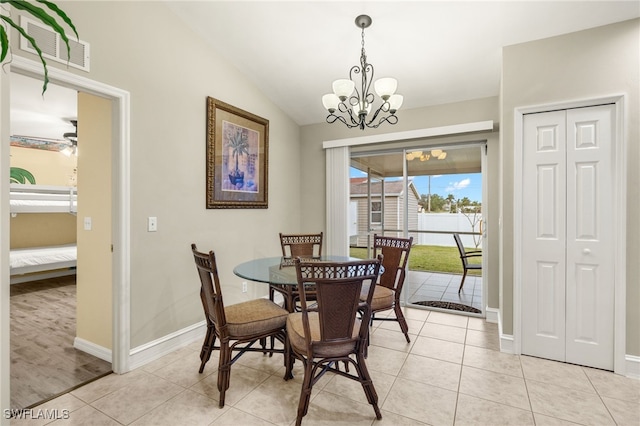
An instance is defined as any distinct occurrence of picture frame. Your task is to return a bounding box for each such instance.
[206,97,269,209]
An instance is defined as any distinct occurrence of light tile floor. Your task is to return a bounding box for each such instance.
[406,271,483,312]
[11,308,639,425]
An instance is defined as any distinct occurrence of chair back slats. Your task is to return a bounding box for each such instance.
[295,257,381,347]
[373,235,413,291]
[453,233,469,265]
[280,232,323,258]
[453,234,465,256]
[191,244,227,329]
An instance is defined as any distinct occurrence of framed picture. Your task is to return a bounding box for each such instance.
[206,97,269,209]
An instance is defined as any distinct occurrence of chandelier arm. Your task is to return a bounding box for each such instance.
[365,113,399,129]
[336,101,362,127]
[348,65,363,110]
[326,112,362,129]
[365,104,384,125]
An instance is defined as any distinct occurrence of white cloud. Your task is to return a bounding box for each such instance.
[446,178,471,192]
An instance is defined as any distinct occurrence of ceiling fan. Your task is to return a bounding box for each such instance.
[61,120,77,156]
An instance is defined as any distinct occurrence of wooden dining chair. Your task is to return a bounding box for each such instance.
[279,232,323,258]
[191,244,291,407]
[453,233,482,293]
[285,256,383,425]
[270,232,323,312]
[361,234,413,343]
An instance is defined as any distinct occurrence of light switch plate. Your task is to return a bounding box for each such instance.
[148,217,157,232]
[83,217,92,231]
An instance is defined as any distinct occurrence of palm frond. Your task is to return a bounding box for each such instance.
[1,15,49,94]
[0,0,77,93]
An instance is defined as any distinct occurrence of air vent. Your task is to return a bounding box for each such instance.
[19,16,90,72]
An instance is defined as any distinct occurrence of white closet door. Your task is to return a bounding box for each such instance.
[565,105,615,370]
[521,105,615,370]
[522,110,567,362]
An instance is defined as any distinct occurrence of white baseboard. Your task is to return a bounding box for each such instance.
[500,334,515,353]
[486,308,638,377]
[625,355,640,379]
[74,337,112,362]
[485,307,515,354]
[128,320,207,371]
[484,307,499,323]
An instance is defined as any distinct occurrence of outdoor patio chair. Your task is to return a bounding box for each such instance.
[453,233,482,293]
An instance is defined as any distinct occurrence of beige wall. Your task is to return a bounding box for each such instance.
[10,146,77,186]
[301,97,501,311]
[10,214,76,249]
[75,92,112,349]
[13,1,303,349]
[501,19,639,355]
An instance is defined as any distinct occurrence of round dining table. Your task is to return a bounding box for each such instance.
[233,255,356,286]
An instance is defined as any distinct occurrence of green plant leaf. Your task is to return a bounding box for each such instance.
[1,15,49,94]
[7,0,72,60]
[10,167,36,184]
[0,26,8,62]
[36,0,78,39]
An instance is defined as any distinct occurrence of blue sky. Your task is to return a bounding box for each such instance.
[351,168,482,202]
[412,173,482,202]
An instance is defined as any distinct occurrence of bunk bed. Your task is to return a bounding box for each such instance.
[10,244,77,284]
[9,184,78,284]
[10,183,77,214]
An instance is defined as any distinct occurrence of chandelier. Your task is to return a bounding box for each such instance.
[322,15,403,130]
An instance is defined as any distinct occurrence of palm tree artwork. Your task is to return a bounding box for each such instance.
[226,125,249,188]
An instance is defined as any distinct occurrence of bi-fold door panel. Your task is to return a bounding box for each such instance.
[522,110,567,363]
[565,105,614,370]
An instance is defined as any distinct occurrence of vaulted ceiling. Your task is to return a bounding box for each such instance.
[10,1,639,141]
[167,1,639,125]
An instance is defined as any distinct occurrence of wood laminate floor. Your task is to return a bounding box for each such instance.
[10,276,112,409]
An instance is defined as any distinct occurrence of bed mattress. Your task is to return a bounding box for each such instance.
[10,244,77,273]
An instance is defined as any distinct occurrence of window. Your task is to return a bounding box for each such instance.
[371,200,382,224]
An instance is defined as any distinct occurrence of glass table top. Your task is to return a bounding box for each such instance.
[233,255,357,286]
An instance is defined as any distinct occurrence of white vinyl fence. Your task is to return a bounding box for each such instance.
[415,213,482,248]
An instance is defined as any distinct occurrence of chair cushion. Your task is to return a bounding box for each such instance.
[360,283,394,311]
[287,312,360,358]
[225,298,288,337]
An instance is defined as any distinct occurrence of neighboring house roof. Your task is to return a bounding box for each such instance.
[350,178,421,200]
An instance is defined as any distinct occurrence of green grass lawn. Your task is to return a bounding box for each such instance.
[349,244,482,275]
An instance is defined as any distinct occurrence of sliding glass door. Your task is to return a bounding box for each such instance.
[349,143,486,316]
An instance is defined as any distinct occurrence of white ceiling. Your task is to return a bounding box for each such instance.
[10,72,77,141]
[166,0,639,126]
[9,1,639,140]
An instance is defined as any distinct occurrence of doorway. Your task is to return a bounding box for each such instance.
[349,142,487,316]
[1,56,132,412]
[8,74,114,409]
